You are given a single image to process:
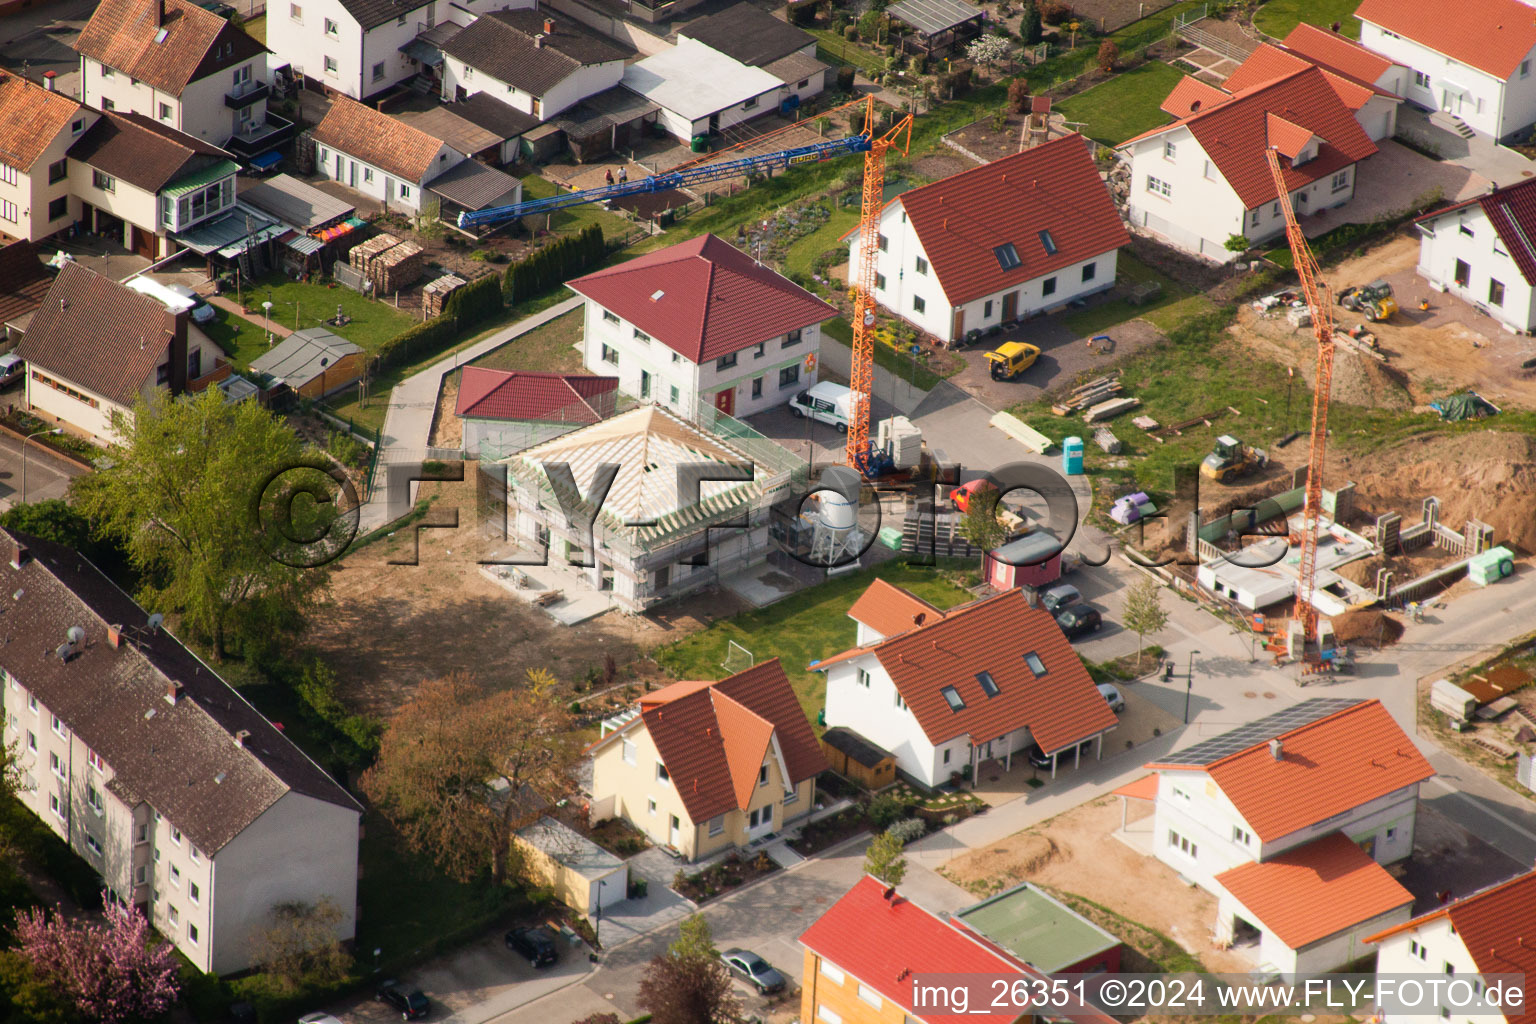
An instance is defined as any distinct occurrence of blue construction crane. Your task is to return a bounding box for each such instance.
[456,133,873,231]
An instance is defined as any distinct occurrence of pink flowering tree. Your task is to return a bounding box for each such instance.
[14,892,180,1024]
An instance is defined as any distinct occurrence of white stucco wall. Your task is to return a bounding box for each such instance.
[1356,94,1399,142]
[823,654,945,786]
[1374,918,1504,1024]
[80,55,268,146]
[315,138,463,212]
[1358,21,1536,139]
[0,109,90,242]
[1417,205,1536,332]
[1216,889,1409,981]
[443,54,622,118]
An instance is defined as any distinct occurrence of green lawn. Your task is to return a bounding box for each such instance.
[1253,0,1361,39]
[466,308,585,374]
[199,307,279,370]
[655,559,974,726]
[822,316,946,391]
[783,206,858,284]
[521,174,634,239]
[809,29,887,76]
[1055,62,1187,146]
[235,275,415,352]
[1060,251,1218,338]
[239,13,265,43]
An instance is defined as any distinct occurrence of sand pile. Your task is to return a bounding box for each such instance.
[1343,431,1536,554]
[1331,609,1404,647]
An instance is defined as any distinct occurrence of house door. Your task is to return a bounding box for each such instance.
[1001,290,1018,321]
[1441,88,1461,114]
[131,226,156,259]
[455,85,467,102]
[640,370,651,399]
[349,160,357,188]
[384,177,394,204]
[668,814,682,847]
[335,157,346,183]
[952,308,965,340]
[714,387,734,416]
[708,113,720,133]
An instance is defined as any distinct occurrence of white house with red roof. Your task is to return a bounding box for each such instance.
[567,234,837,421]
[1120,65,1377,261]
[586,659,826,861]
[1414,177,1536,333]
[1141,697,1433,979]
[1356,0,1536,141]
[845,133,1128,346]
[1366,869,1536,1024]
[454,368,617,459]
[813,580,1116,789]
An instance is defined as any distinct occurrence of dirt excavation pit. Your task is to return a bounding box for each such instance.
[1339,431,1536,554]
[1235,306,1416,410]
[1330,608,1405,648]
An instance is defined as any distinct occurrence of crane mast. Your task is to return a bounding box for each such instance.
[845,99,913,471]
[1264,146,1335,647]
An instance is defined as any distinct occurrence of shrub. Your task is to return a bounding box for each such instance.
[843,23,858,40]
[1040,0,1071,24]
[857,9,881,39]
[887,818,928,844]
[1096,39,1119,72]
[867,791,908,829]
[909,54,927,73]
[444,271,504,326]
[1007,78,1031,113]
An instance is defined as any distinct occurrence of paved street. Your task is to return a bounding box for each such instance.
[0,422,88,511]
[0,0,93,80]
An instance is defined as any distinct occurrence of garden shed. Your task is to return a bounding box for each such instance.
[887,0,984,55]
[513,816,628,918]
[819,726,898,790]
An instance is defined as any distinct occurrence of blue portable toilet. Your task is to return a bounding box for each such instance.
[1062,436,1084,475]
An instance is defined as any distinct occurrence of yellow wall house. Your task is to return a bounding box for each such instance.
[587,659,826,862]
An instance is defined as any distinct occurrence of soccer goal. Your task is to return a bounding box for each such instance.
[722,640,754,674]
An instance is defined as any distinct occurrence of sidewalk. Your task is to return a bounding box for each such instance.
[358,294,585,532]
[205,294,294,339]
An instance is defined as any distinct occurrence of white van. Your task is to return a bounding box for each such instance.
[788,381,855,433]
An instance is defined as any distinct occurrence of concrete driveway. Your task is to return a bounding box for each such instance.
[1304,139,1490,239]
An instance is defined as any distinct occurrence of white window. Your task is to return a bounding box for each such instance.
[87,750,104,772]
[0,164,16,186]
[822,961,845,985]
[1232,825,1252,846]
[647,798,657,816]
[895,692,907,710]
[1386,826,1398,841]
[1168,829,1197,859]
[135,865,147,885]
[168,905,179,925]
[86,785,104,814]
[1331,171,1349,192]
[289,2,301,20]
[1410,940,1428,961]
[858,984,882,1009]
[915,256,928,275]
[51,714,67,738]
[601,343,618,365]
[85,834,102,856]
[324,55,338,76]
[818,1006,842,1024]
[372,62,385,83]
[50,752,64,778]
[912,295,925,313]
[1250,210,1261,227]
[783,787,798,805]
[28,694,36,713]
[400,186,411,200]
[1163,140,1176,160]
[1147,175,1172,198]
[602,309,620,324]
[189,846,199,863]
[656,762,670,784]
[135,823,148,845]
[742,95,758,110]
[758,764,769,786]
[634,328,651,343]
[101,65,114,78]
[1523,60,1531,78]
[363,168,374,183]
[856,668,871,688]
[188,924,198,945]
[233,65,250,87]
[49,794,63,819]
[170,827,182,846]
[621,739,637,765]
[26,730,35,751]
[324,16,338,34]
[708,815,724,836]
[5,198,27,223]
[1414,70,1430,88]
[190,882,200,904]
[169,865,181,887]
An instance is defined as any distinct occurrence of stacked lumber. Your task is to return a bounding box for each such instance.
[1092,427,1122,454]
[1051,372,1122,416]
[1083,397,1140,423]
[422,274,468,317]
[373,240,424,293]
[350,233,402,280]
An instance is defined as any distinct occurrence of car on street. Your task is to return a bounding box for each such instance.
[1097,682,1125,713]
[721,948,786,994]
[1039,583,1080,614]
[376,980,430,1020]
[1025,739,1095,770]
[0,354,22,389]
[1055,605,1102,640]
[505,925,559,967]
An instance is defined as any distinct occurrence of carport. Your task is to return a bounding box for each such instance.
[888,0,984,56]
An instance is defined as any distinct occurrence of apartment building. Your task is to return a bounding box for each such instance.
[0,71,96,243]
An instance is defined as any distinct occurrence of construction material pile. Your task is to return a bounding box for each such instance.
[372,240,424,293]
[1331,609,1404,648]
[422,274,468,317]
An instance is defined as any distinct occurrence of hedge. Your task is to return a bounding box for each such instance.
[373,271,508,373]
[503,224,605,304]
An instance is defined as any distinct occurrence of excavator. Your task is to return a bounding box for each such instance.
[1336,279,1398,322]
[1200,434,1268,483]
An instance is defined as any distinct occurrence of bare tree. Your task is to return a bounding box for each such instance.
[249,898,353,991]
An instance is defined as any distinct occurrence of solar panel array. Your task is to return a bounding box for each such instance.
[1158,697,1363,766]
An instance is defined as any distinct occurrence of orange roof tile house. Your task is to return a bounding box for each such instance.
[1143,698,1433,979]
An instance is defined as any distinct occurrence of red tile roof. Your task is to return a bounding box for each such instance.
[623,659,826,824]
[1159,76,1230,118]
[799,876,1031,1024]
[1475,177,1536,285]
[847,576,943,639]
[1223,43,1377,108]
[1146,699,1433,841]
[1355,0,1536,79]
[1266,113,1316,160]
[74,0,266,96]
[891,133,1130,307]
[817,586,1117,755]
[455,368,617,423]
[566,234,837,363]
[1366,870,1536,1024]
[1111,773,1158,801]
[1215,832,1414,949]
[1282,23,1396,86]
[1123,66,1377,210]
[0,71,84,172]
[313,97,453,185]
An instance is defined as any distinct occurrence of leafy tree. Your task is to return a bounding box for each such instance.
[638,944,742,1024]
[669,914,718,963]
[966,34,1013,71]
[0,951,77,1024]
[14,893,179,1024]
[1122,578,1169,669]
[1096,39,1119,72]
[249,898,352,991]
[1007,78,1031,114]
[361,670,577,882]
[958,485,1008,553]
[0,500,92,552]
[1018,1,1042,43]
[864,829,908,885]
[1225,233,1252,254]
[73,387,332,660]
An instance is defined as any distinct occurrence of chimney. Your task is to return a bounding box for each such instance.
[9,536,28,569]
[155,0,163,28]
[913,612,925,626]
[544,16,555,33]
[1269,738,1283,760]
[166,680,184,705]
[234,729,251,748]
[534,33,544,47]
[43,70,56,91]
[108,624,123,649]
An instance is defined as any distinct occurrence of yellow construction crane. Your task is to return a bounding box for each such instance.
[846,98,914,471]
[1264,147,1336,652]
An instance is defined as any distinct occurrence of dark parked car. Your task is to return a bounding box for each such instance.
[1039,583,1081,614]
[1055,605,1103,640]
[721,948,786,994]
[505,926,559,967]
[1026,739,1095,770]
[198,0,236,16]
[376,981,429,1020]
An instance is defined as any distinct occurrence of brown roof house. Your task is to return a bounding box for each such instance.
[0,240,57,338]
[311,96,520,218]
[14,262,225,441]
[74,0,289,159]
[0,70,97,244]
[587,659,826,861]
[439,9,631,121]
[66,110,240,260]
[0,528,361,974]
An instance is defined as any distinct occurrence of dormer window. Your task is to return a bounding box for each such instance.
[993,243,1021,270]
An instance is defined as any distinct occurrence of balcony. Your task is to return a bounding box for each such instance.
[224,112,295,159]
[225,80,270,108]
